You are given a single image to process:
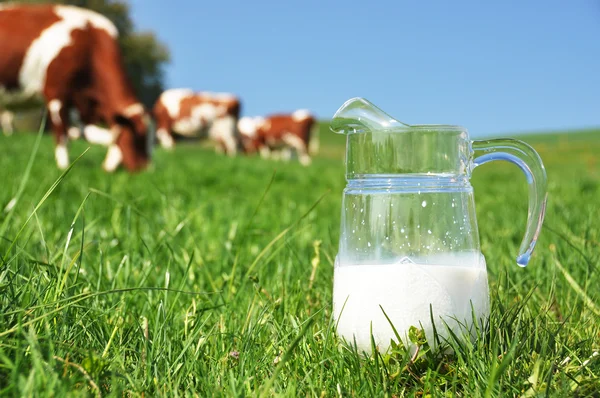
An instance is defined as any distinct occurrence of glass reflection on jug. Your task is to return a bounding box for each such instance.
[331,98,547,353]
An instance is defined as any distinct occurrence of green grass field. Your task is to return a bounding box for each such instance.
[1,125,599,396]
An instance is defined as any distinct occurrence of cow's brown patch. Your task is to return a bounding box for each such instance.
[0,6,60,89]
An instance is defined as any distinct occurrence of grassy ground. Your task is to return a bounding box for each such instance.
[0,125,599,396]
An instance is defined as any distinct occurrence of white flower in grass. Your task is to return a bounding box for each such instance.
[582,351,599,367]
[4,198,16,213]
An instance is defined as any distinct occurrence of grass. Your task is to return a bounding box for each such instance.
[0,124,599,396]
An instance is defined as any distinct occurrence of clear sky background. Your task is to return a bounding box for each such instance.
[129,0,600,137]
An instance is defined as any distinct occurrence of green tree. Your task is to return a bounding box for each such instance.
[120,32,170,110]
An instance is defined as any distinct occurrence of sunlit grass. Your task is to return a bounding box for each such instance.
[0,126,599,396]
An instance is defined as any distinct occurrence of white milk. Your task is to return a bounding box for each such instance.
[332,253,489,353]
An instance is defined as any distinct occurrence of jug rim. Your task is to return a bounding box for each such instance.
[410,124,466,130]
[332,123,467,134]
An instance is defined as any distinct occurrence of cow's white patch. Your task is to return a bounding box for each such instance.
[55,6,118,37]
[216,105,228,117]
[210,115,237,155]
[67,126,81,139]
[123,102,144,117]
[237,116,258,137]
[102,144,123,172]
[160,88,194,119]
[256,117,267,128]
[238,116,266,138]
[172,119,198,136]
[292,109,312,121]
[19,6,118,96]
[262,118,272,131]
[156,128,174,149]
[173,103,217,136]
[195,103,218,124]
[1,110,14,135]
[84,125,113,146]
[48,99,62,126]
[199,91,235,100]
[0,3,17,10]
[55,142,69,169]
[171,121,187,136]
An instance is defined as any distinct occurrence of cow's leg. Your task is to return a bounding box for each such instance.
[259,145,271,159]
[280,148,293,162]
[211,115,237,156]
[102,125,124,172]
[48,99,71,170]
[270,150,281,161]
[1,111,14,136]
[215,139,227,154]
[282,133,311,166]
[154,112,174,149]
[156,127,174,149]
[153,102,175,150]
[68,126,82,140]
[103,144,123,172]
[103,145,123,172]
[67,108,82,140]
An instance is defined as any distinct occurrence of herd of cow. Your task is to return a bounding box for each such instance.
[0,4,319,172]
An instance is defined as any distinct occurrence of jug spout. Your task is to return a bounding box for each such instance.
[330,97,410,135]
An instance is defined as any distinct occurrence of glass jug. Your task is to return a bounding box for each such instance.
[331,98,547,353]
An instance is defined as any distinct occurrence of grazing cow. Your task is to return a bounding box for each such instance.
[238,110,318,166]
[0,4,150,172]
[153,88,241,154]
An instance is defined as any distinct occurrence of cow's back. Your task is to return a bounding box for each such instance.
[0,5,61,90]
[262,113,314,142]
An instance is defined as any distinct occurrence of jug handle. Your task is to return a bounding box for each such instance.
[471,139,548,267]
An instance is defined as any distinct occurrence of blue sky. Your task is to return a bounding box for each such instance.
[130,0,600,137]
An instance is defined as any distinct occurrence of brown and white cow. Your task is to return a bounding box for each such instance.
[238,110,318,166]
[153,88,241,154]
[0,4,150,172]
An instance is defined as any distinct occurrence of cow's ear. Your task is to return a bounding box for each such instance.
[114,114,139,135]
[114,114,130,126]
[116,113,148,135]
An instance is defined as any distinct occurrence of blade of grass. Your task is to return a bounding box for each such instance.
[55,192,91,300]
[0,286,219,338]
[551,248,600,317]
[244,190,329,279]
[0,113,47,238]
[1,148,90,266]
[259,316,316,397]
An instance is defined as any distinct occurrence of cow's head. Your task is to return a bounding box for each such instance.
[113,104,151,172]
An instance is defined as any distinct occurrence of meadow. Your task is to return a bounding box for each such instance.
[0,125,599,396]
